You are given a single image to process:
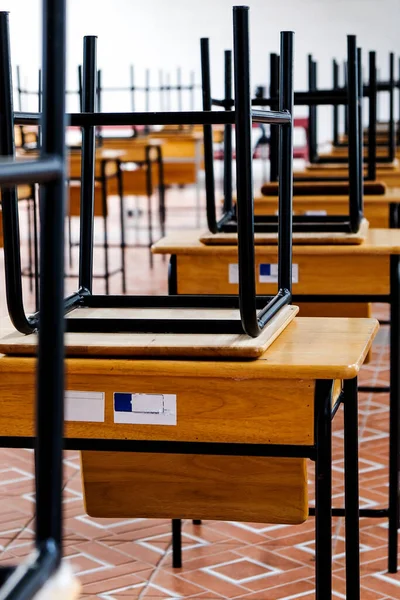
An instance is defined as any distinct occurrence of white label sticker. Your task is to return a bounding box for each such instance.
[304,210,328,216]
[114,393,177,425]
[65,391,105,422]
[229,263,239,284]
[229,263,299,284]
[259,263,299,283]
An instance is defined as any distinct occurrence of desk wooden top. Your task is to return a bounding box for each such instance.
[0,317,378,380]
[152,228,400,256]
[305,160,399,172]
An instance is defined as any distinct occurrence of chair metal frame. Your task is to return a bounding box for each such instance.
[316,53,396,164]
[204,35,363,234]
[0,1,66,595]
[1,9,294,339]
[332,53,399,155]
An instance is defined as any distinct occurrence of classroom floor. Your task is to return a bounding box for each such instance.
[0,169,399,599]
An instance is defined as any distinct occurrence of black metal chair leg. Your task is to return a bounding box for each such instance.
[343,377,360,599]
[100,163,110,295]
[27,198,33,293]
[145,151,154,269]
[315,380,333,600]
[157,147,166,238]
[388,255,400,572]
[117,161,126,294]
[32,187,40,311]
[68,213,73,269]
[172,519,182,569]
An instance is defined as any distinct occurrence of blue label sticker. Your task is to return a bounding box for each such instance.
[114,393,132,412]
[259,264,271,276]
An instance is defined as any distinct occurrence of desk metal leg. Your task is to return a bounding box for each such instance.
[100,164,109,295]
[117,162,126,294]
[168,255,177,295]
[315,380,333,600]
[389,254,400,573]
[157,147,166,238]
[33,187,40,312]
[343,377,360,599]
[145,155,154,269]
[172,519,182,568]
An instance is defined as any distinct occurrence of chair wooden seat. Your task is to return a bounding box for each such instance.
[295,161,400,184]
[200,218,370,246]
[261,181,387,196]
[0,304,299,359]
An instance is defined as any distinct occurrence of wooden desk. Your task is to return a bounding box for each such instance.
[254,188,400,228]
[149,130,203,225]
[68,148,124,216]
[0,316,378,597]
[67,149,126,294]
[153,228,400,573]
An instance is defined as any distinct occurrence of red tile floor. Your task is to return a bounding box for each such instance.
[0,172,399,598]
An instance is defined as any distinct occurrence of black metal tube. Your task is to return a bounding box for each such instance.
[144,68,150,134]
[278,31,294,294]
[177,67,182,112]
[35,0,66,555]
[200,37,217,232]
[389,255,400,572]
[357,48,363,211]
[145,68,150,112]
[96,68,101,113]
[14,110,237,127]
[252,109,290,124]
[233,6,259,337]
[347,36,361,232]
[368,52,377,182]
[398,58,400,146]
[315,380,333,599]
[388,52,395,162]
[166,72,171,111]
[333,60,339,145]
[172,520,182,569]
[0,542,59,600]
[16,64,22,111]
[130,65,135,136]
[223,49,233,214]
[159,69,164,111]
[0,12,36,335]
[0,157,63,184]
[269,53,279,182]
[308,55,317,162]
[78,36,97,294]
[78,64,83,112]
[343,377,361,599]
[190,70,195,111]
[344,60,349,135]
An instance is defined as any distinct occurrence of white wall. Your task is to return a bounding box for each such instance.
[2,0,400,139]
